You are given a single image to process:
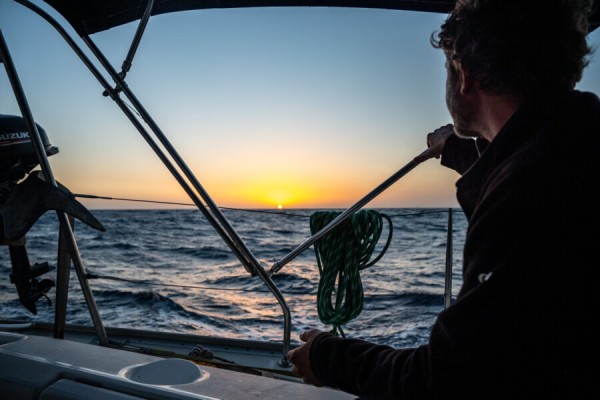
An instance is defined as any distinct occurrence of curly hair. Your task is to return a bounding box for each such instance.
[431,0,594,97]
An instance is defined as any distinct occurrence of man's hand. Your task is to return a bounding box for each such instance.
[414,124,455,163]
[287,329,326,387]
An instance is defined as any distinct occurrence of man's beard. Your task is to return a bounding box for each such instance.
[446,69,480,139]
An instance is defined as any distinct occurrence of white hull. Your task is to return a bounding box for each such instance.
[0,325,354,399]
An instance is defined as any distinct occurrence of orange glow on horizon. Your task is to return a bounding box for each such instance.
[72,158,461,210]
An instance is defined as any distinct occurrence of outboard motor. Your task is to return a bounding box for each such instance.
[0,114,104,314]
[0,114,59,314]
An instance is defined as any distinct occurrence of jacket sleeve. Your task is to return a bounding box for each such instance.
[309,333,433,399]
[440,135,488,175]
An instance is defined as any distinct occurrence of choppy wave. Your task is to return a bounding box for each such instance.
[0,208,466,348]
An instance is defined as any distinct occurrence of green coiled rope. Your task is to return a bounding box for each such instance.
[310,210,393,337]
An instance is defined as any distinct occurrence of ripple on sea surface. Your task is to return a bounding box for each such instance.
[0,208,466,347]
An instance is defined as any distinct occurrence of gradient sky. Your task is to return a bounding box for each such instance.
[1,1,599,210]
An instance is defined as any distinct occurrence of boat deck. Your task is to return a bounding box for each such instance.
[0,325,355,400]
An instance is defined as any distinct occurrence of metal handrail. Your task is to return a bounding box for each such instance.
[444,208,453,308]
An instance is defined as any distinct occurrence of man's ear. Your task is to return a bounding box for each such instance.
[457,63,473,95]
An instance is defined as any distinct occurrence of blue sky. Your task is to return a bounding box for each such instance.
[1,1,599,209]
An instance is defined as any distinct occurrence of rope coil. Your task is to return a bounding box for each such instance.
[310,210,392,337]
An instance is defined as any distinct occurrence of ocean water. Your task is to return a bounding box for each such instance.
[0,208,466,349]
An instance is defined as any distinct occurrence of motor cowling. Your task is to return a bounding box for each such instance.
[0,114,59,314]
[0,114,58,183]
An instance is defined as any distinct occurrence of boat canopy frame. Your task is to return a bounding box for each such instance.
[3,0,599,366]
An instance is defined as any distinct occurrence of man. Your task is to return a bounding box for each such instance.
[287,0,600,398]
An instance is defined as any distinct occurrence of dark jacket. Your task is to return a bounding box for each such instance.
[309,90,600,399]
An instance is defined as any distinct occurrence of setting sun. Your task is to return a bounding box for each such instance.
[277,204,283,210]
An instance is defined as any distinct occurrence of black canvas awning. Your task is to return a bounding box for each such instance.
[40,1,456,35]
[35,0,422,36]
[41,0,600,37]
